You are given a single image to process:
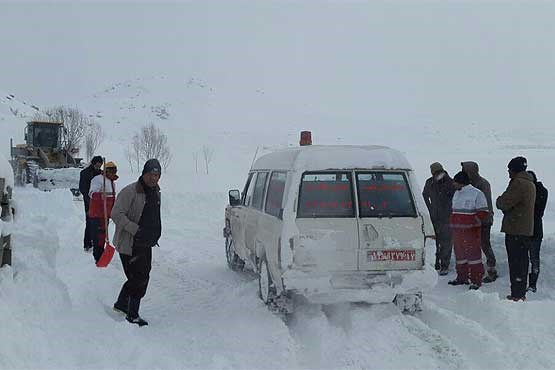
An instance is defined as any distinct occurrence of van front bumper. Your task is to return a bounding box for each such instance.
[282,264,437,305]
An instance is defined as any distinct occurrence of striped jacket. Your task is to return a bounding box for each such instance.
[450,185,489,229]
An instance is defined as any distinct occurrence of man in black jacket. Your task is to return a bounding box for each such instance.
[527,170,548,292]
[111,158,162,327]
[79,156,103,251]
[422,162,455,275]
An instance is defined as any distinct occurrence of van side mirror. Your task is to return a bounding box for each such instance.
[228,189,241,206]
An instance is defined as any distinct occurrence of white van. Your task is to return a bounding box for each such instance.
[224,144,436,312]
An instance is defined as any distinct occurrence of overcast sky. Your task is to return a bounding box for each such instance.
[1,1,555,127]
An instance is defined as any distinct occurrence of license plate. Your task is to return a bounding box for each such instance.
[367,250,415,262]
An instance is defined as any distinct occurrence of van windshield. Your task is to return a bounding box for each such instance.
[356,172,416,218]
[298,172,354,218]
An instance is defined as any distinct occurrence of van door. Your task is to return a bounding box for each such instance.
[229,173,255,263]
[244,171,269,266]
[355,171,425,271]
[295,172,359,272]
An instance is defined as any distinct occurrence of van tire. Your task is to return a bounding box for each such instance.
[225,237,244,271]
[258,257,276,304]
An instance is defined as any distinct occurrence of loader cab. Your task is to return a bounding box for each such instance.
[25,121,62,149]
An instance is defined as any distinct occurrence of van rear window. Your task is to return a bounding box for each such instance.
[298,172,354,218]
[356,172,416,217]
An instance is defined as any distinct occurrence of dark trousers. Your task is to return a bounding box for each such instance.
[481,225,496,270]
[116,245,152,306]
[83,200,94,249]
[528,238,542,287]
[89,218,107,263]
[505,235,530,299]
[433,222,452,269]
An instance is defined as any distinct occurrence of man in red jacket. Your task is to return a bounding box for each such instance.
[448,171,490,290]
[88,161,118,263]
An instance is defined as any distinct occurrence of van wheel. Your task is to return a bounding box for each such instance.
[225,237,244,271]
[258,257,276,304]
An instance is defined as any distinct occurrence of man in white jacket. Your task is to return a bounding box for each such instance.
[448,171,490,290]
[88,161,118,263]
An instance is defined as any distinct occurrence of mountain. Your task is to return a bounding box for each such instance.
[0,90,40,159]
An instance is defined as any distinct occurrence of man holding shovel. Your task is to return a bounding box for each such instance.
[111,159,162,327]
[88,161,118,264]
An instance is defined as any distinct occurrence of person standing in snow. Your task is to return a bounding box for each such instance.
[111,159,162,327]
[496,156,536,302]
[461,161,498,282]
[526,171,548,293]
[79,156,103,252]
[422,162,455,275]
[448,171,489,290]
[88,161,118,263]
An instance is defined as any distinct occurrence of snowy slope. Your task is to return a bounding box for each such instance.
[0,91,37,160]
[80,75,555,198]
[2,77,555,370]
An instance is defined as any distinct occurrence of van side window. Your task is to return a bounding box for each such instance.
[265,171,287,218]
[251,172,268,210]
[244,173,258,207]
[297,172,354,218]
[241,173,254,205]
[356,172,417,217]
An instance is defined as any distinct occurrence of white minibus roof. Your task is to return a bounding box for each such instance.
[251,145,413,172]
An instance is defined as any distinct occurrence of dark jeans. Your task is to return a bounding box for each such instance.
[481,225,496,270]
[89,218,107,263]
[117,245,152,304]
[528,238,542,275]
[505,234,530,299]
[433,222,452,269]
[83,199,94,249]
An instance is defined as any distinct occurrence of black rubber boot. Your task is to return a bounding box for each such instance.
[126,297,148,327]
[483,269,498,283]
[448,279,469,286]
[113,292,129,315]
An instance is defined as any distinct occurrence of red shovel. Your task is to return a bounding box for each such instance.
[96,158,115,268]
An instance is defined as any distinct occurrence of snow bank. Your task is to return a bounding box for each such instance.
[0,152,14,191]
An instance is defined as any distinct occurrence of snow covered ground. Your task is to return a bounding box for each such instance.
[2,3,555,368]
[2,181,555,369]
[2,75,555,370]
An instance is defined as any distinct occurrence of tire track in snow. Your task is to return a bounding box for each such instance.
[416,299,506,369]
[286,302,466,369]
[419,291,555,369]
[143,242,300,369]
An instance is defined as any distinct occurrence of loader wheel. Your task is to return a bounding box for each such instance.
[225,237,244,271]
[258,257,276,304]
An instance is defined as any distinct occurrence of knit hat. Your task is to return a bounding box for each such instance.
[430,162,444,175]
[508,156,527,173]
[91,156,103,165]
[453,171,470,185]
[142,158,162,176]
